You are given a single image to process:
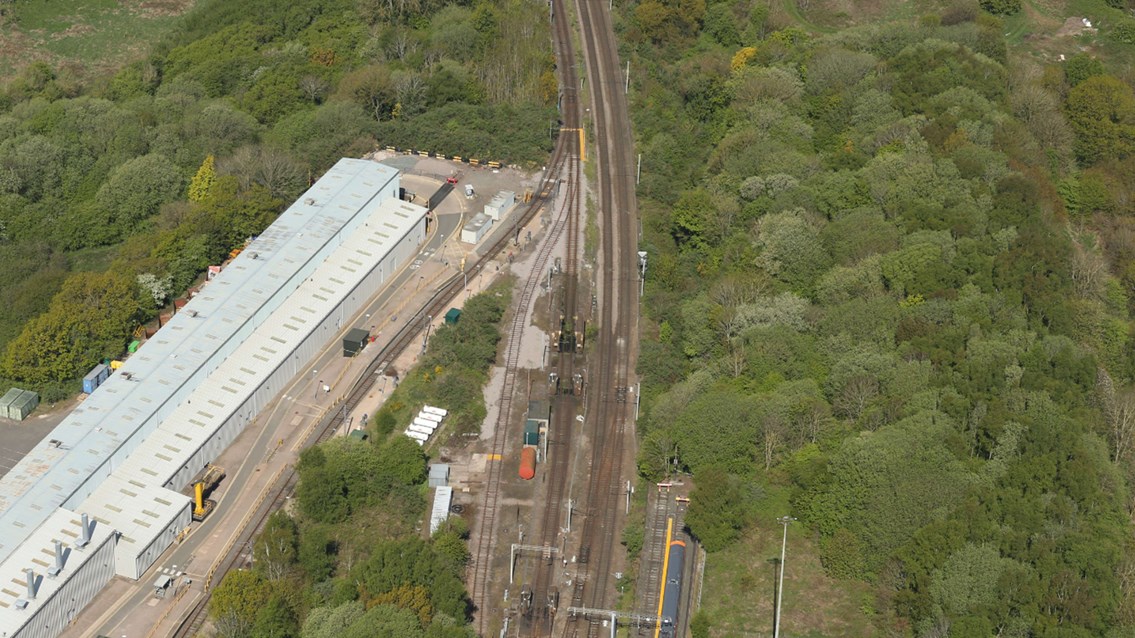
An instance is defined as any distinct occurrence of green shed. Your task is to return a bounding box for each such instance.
[1,388,38,421]
[444,308,462,325]
[523,419,540,446]
[128,339,141,353]
[348,429,369,441]
[343,328,370,357]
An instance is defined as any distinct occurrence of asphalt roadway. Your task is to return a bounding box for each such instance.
[64,173,470,638]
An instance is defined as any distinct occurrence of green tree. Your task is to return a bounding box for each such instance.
[2,270,143,383]
[189,154,217,203]
[1065,53,1104,88]
[685,467,753,551]
[1066,75,1135,165]
[254,511,298,580]
[979,0,1020,14]
[252,593,299,638]
[91,153,185,247]
[210,569,270,638]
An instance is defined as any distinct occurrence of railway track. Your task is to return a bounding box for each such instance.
[567,0,640,633]
[467,0,584,634]
[468,149,580,634]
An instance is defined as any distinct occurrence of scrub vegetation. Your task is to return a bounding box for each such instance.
[0,0,553,400]
[210,283,510,638]
[625,0,1135,636]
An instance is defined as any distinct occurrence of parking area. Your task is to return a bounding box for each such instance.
[0,397,80,479]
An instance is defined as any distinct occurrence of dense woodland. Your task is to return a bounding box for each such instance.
[0,0,554,399]
[624,0,1135,636]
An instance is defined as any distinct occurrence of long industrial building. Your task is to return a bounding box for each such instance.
[0,158,426,638]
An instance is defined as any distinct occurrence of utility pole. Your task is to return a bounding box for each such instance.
[774,516,796,638]
[625,60,630,94]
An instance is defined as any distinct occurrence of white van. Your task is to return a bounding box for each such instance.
[464,184,475,198]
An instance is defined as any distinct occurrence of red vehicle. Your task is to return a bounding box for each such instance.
[446,175,459,184]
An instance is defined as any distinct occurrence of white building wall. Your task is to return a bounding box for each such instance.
[161,214,426,492]
[11,531,115,638]
[127,502,191,581]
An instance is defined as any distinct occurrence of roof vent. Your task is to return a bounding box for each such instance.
[249,252,258,260]
[304,198,316,206]
[121,372,133,381]
[48,540,65,577]
[186,309,198,318]
[24,569,37,599]
[14,599,28,610]
[75,513,91,548]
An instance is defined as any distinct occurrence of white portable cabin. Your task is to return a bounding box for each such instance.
[407,424,434,437]
[413,417,439,431]
[423,405,448,417]
[416,411,442,424]
[405,429,429,442]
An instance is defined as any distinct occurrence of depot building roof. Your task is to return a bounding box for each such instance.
[0,159,400,563]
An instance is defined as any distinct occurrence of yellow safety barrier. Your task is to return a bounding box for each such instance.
[470,158,480,166]
[452,155,462,162]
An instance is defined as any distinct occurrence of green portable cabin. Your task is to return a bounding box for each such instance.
[523,419,540,446]
[0,388,21,420]
[444,308,462,325]
[1,388,38,421]
[343,328,370,356]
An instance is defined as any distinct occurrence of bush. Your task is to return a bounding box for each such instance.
[979,0,1020,14]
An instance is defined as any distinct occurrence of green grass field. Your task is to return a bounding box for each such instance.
[0,0,195,78]
[698,485,878,638]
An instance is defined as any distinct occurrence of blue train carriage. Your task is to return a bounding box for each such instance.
[659,539,686,638]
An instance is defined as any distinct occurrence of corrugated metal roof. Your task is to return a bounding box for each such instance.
[80,474,189,567]
[114,197,426,491]
[0,158,400,563]
[0,508,115,632]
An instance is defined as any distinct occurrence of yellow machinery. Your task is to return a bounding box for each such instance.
[187,464,224,522]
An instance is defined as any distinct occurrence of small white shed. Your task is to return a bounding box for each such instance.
[484,191,516,221]
[461,213,493,244]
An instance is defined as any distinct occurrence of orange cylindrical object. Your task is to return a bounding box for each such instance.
[519,447,536,480]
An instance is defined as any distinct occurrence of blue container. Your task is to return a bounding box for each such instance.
[82,363,110,394]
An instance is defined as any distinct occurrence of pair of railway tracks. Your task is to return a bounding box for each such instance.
[568,0,641,632]
[467,0,588,632]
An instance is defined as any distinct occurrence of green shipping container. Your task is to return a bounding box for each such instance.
[128,340,141,353]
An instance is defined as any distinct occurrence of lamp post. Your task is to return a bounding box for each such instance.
[422,315,433,354]
[311,370,317,401]
[774,516,796,638]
